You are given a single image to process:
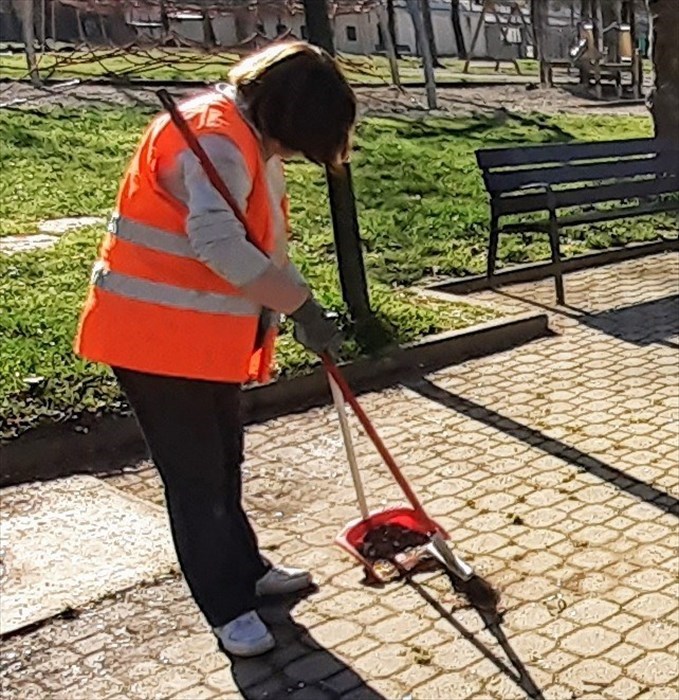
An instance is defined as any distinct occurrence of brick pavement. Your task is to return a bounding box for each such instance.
[1,253,678,700]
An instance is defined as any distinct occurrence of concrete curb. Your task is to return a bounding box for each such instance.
[428,239,679,296]
[0,312,550,487]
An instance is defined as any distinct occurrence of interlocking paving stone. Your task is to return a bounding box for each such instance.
[2,254,678,699]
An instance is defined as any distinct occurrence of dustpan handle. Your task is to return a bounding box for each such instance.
[322,355,429,520]
[328,374,370,520]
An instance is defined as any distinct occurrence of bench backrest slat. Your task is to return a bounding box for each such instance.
[476,137,660,169]
[484,152,678,195]
[493,174,679,216]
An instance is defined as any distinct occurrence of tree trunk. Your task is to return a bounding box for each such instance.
[50,0,56,42]
[39,0,46,49]
[302,0,334,53]
[202,11,217,48]
[386,0,400,59]
[648,0,679,144]
[233,7,253,42]
[450,0,467,59]
[12,0,40,87]
[420,0,442,67]
[407,0,437,108]
[377,4,402,89]
[531,0,549,84]
[159,0,170,40]
[302,0,372,323]
[531,0,547,61]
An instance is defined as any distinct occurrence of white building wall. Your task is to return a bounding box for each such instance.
[164,0,592,58]
[170,18,203,44]
[334,13,379,54]
[211,16,238,46]
[392,1,491,57]
[431,10,457,55]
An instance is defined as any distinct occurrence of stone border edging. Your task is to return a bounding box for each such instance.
[0,312,550,487]
[428,239,679,296]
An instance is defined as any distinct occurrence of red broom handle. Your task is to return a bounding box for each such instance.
[322,354,430,519]
[157,89,252,235]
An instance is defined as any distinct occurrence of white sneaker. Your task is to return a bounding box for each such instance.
[214,610,275,657]
[255,565,312,596]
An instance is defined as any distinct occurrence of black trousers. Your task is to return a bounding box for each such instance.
[114,367,269,628]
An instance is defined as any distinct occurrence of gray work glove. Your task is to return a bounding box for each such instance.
[290,298,343,356]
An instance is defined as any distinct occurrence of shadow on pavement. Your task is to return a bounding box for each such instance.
[406,572,545,700]
[404,377,679,518]
[497,289,679,348]
[227,586,384,699]
[566,294,679,346]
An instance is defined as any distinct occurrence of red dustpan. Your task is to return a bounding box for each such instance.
[323,356,474,583]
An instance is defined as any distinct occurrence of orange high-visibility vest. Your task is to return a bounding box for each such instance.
[75,92,284,383]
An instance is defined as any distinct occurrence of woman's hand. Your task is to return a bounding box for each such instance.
[290,298,343,356]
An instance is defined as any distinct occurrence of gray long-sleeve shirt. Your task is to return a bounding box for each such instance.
[158,96,305,289]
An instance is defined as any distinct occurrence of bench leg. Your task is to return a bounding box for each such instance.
[487,218,500,282]
[548,216,565,305]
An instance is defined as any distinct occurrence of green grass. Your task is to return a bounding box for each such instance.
[0,47,654,85]
[1,225,492,439]
[1,106,674,439]
[0,48,540,84]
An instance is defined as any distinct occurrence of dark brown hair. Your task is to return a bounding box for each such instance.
[229,42,356,165]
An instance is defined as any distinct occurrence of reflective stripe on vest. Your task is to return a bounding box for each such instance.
[92,266,260,316]
[109,214,197,259]
[75,94,280,383]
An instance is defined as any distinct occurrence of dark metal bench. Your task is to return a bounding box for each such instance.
[476,138,679,303]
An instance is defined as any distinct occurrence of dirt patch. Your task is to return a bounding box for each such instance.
[359,524,430,561]
[0,81,650,118]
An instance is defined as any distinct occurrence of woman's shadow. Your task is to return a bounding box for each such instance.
[226,585,385,699]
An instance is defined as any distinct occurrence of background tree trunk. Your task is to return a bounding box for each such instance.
[12,0,40,87]
[378,2,402,89]
[531,0,548,60]
[202,11,216,48]
[450,0,467,59]
[159,0,170,40]
[302,0,334,53]
[407,0,437,108]
[531,0,549,84]
[648,0,679,143]
[302,0,372,324]
[386,0,400,58]
[420,0,442,67]
[233,6,253,42]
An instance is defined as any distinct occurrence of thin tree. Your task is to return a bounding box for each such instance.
[450,0,467,59]
[159,0,170,40]
[12,0,40,87]
[406,0,437,108]
[421,0,443,68]
[301,0,372,324]
[302,0,334,52]
[386,0,400,58]
[202,10,217,48]
[378,1,402,89]
[531,0,549,84]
